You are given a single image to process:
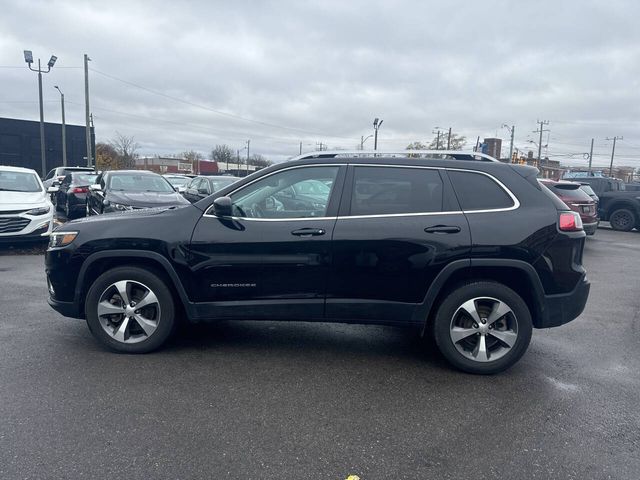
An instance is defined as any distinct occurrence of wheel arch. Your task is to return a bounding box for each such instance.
[603,200,640,222]
[416,259,546,332]
[75,250,191,320]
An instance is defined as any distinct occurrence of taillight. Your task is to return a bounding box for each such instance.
[559,211,583,231]
[71,187,88,193]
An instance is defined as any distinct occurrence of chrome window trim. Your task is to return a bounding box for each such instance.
[444,167,520,213]
[203,163,342,218]
[202,163,520,221]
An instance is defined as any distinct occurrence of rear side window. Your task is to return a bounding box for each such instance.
[350,167,443,215]
[448,170,514,211]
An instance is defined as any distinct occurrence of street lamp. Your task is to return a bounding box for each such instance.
[360,134,373,150]
[502,124,514,162]
[54,86,67,166]
[24,50,57,177]
[373,118,383,150]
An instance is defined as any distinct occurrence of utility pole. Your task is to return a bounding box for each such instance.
[447,127,452,150]
[54,86,67,166]
[435,130,441,150]
[606,136,623,177]
[24,50,56,177]
[299,141,302,155]
[246,140,250,175]
[588,138,594,175]
[84,54,92,167]
[534,120,550,164]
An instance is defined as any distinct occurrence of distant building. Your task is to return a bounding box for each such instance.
[135,156,219,175]
[0,116,94,174]
[482,138,502,160]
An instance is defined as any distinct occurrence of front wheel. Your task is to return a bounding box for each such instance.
[609,208,635,232]
[433,281,532,374]
[85,266,176,353]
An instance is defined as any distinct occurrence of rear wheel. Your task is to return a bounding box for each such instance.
[85,267,176,353]
[433,281,532,374]
[609,208,635,231]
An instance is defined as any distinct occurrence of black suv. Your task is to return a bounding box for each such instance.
[45,152,590,374]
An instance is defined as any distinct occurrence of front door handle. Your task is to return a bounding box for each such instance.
[424,225,461,234]
[291,228,326,237]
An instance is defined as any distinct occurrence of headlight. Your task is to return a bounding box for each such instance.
[112,203,133,211]
[49,231,78,248]
[26,205,51,216]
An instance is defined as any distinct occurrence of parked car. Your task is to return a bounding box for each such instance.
[566,175,640,231]
[579,183,599,204]
[624,182,640,192]
[540,179,598,235]
[43,166,95,191]
[46,151,590,374]
[163,174,192,193]
[51,172,98,219]
[86,170,190,215]
[182,175,240,203]
[0,166,54,242]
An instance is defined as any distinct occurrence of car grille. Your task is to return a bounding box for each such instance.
[0,217,31,233]
[0,209,28,215]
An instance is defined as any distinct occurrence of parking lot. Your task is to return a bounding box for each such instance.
[0,227,639,479]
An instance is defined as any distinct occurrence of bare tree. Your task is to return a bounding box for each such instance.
[109,132,140,169]
[247,154,272,168]
[406,133,467,152]
[211,144,234,164]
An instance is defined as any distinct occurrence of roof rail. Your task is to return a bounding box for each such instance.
[290,150,499,163]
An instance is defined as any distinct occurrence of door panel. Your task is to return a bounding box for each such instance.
[326,165,471,323]
[187,165,345,320]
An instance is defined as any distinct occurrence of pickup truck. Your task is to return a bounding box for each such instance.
[569,176,640,231]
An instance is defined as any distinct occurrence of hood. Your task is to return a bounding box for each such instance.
[0,190,47,209]
[107,190,189,208]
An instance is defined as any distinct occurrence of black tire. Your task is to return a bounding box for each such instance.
[85,266,176,353]
[433,281,533,374]
[609,208,635,232]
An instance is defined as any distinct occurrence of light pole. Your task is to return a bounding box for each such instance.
[54,86,67,166]
[360,134,373,150]
[502,124,514,162]
[373,118,383,150]
[432,127,443,150]
[24,50,57,177]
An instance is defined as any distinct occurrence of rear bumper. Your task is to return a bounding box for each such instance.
[537,274,590,328]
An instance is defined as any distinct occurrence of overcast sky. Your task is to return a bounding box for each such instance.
[1,0,639,168]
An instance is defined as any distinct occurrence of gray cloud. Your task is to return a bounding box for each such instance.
[1,0,639,167]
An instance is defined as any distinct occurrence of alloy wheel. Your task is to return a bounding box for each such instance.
[449,297,518,363]
[96,280,161,344]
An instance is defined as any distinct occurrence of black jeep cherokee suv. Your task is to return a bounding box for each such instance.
[45,152,590,374]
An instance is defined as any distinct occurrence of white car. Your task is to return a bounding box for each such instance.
[0,166,55,242]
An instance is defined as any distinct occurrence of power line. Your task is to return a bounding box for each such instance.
[88,67,356,141]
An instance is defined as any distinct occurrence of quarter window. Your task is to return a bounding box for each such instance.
[229,166,339,219]
[349,166,444,216]
[448,170,514,211]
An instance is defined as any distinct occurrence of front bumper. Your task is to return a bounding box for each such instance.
[583,220,599,235]
[0,220,53,243]
[537,274,590,328]
[47,295,83,319]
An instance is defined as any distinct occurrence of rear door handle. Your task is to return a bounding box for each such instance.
[291,228,326,237]
[424,225,461,234]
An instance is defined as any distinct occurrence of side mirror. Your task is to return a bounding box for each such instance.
[89,184,102,192]
[212,196,232,217]
[47,186,59,193]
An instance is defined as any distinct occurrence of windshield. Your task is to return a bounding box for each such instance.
[210,177,238,191]
[292,179,331,196]
[73,173,98,185]
[551,184,593,201]
[0,171,42,192]
[108,174,175,193]
[165,176,190,187]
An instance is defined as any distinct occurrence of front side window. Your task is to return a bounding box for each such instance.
[228,166,339,219]
[350,166,444,216]
[448,170,514,211]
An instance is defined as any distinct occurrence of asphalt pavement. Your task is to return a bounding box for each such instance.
[0,229,639,479]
